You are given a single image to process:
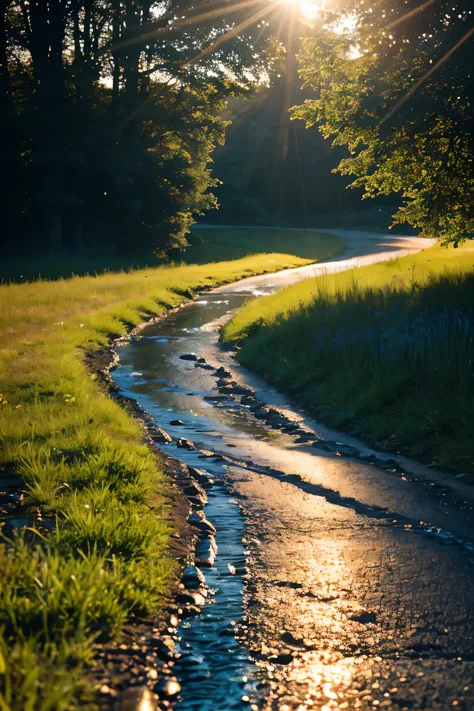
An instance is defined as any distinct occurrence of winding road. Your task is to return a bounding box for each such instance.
[113,230,474,711]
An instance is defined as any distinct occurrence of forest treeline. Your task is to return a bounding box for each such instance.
[0,0,274,257]
[2,0,473,260]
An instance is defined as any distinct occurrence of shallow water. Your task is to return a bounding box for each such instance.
[114,294,267,710]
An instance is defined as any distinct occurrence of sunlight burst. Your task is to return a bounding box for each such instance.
[279,0,327,20]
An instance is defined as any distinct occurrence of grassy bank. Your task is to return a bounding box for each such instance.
[0,228,344,709]
[223,242,474,473]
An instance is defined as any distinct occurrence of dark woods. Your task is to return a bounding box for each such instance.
[0,0,271,258]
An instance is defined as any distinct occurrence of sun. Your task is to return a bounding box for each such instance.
[299,1,325,20]
[279,0,327,20]
[279,0,359,36]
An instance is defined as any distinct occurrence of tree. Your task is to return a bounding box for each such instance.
[0,0,274,258]
[210,73,362,226]
[291,0,474,244]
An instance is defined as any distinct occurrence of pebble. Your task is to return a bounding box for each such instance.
[116,686,158,710]
[176,591,205,606]
[154,677,181,698]
[179,354,198,361]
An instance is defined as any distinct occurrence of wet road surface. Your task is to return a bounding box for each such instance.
[113,230,474,710]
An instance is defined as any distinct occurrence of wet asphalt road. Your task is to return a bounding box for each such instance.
[113,230,474,710]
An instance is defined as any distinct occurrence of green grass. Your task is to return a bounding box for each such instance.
[1,228,345,282]
[223,242,474,473]
[181,228,345,264]
[0,228,344,709]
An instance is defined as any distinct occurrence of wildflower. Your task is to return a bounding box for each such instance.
[15,404,21,409]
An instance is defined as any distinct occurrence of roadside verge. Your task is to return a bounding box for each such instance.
[222,242,474,475]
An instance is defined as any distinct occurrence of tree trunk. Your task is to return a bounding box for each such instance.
[111,0,122,112]
[28,0,67,251]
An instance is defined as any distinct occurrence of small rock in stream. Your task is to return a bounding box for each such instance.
[150,427,172,443]
[195,362,214,370]
[179,353,198,361]
[188,510,216,535]
[227,562,247,576]
[311,440,332,451]
[252,409,269,419]
[183,482,208,506]
[182,564,206,588]
[295,434,313,443]
[170,419,184,426]
[214,367,231,378]
[187,465,213,489]
[150,635,175,660]
[195,537,217,566]
[220,383,252,396]
[267,415,287,429]
[177,438,195,449]
[176,591,206,607]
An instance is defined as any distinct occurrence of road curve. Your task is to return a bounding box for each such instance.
[113,230,474,711]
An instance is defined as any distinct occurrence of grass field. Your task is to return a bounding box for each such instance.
[0,228,344,709]
[223,242,474,473]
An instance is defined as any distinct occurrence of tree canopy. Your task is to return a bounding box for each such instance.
[291,0,474,244]
[0,0,275,257]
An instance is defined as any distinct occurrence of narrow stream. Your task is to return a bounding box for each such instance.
[113,293,267,710]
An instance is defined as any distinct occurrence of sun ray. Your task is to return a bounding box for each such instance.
[183,2,280,68]
[108,0,267,55]
[384,0,441,33]
[382,25,474,124]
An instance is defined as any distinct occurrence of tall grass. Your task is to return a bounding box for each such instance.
[0,228,344,709]
[223,243,474,472]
